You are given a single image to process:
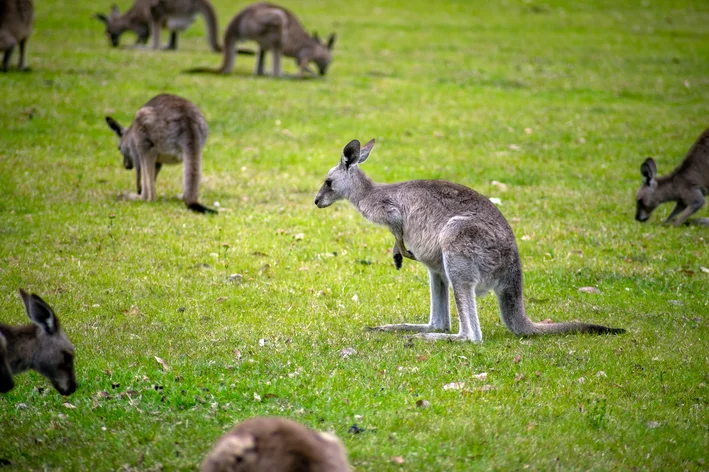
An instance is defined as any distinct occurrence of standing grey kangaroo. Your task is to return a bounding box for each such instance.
[200,417,349,472]
[193,2,335,77]
[0,289,77,395]
[95,0,221,52]
[0,0,34,71]
[105,93,216,214]
[315,139,625,342]
[636,126,709,225]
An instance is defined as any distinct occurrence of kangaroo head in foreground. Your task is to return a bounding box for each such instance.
[304,31,336,76]
[200,417,349,472]
[0,289,77,395]
[316,139,625,342]
[635,127,709,225]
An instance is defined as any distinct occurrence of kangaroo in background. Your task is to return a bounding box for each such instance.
[95,0,221,52]
[0,0,34,71]
[105,94,216,214]
[315,139,625,342]
[192,2,335,77]
[0,289,77,395]
[200,417,349,472]
[636,127,709,226]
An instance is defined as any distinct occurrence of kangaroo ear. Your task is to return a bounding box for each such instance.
[327,33,336,50]
[341,139,361,169]
[110,4,120,17]
[95,13,109,24]
[640,157,657,185]
[358,138,375,163]
[105,116,124,138]
[19,289,59,335]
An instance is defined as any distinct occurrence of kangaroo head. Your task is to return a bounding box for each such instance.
[95,5,132,47]
[308,32,336,75]
[636,157,659,222]
[200,433,258,471]
[314,138,375,207]
[0,333,14,393]
[105,116,136,170]
[19,289,77,396]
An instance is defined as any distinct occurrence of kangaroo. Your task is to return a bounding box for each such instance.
[200,417,349,472]
[315,139,625,342]
[105,93,216,214]
[0,332,13,393]
[193,2,335,77]
[636,127,709,225]
[95,0,221,52]
[0,289,77,395]
[0,0,34,71]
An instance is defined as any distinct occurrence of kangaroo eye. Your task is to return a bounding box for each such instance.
[325,179,332,187]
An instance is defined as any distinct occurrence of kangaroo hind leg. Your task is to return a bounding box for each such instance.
[183,148,215,214]
[370,269,450,333]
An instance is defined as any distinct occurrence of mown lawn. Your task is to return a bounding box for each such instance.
[1,0,708,470]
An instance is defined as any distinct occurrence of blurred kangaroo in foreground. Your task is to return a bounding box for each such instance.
[0,0,34,71]
[636,127,709,226]
[0,289,77,395]
[191,2,335,77]
[95,0,221,52]
[200,417,349,472]
[315,139,625,342]
[105,93,216,214]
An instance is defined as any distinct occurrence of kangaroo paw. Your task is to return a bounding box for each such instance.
[393,253,403,270]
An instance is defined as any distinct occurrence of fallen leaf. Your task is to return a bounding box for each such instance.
[596,371,607,378]
[701,266,709,274]
[479,384,495,392]
[351,294,359,303]
[515,373,525,382]
[154,356,169,371]
[391,456,405,465]
[259,338,267,347]
[253,392,262,402]
[215,296,228,302]
[578,377,586,384]
[489,197,503,206]
[509,144,521,151]
[473,372,488,381]
[62,402,76,409]
[578,286,601,294]
[647,421,661,429]
[416,355,428,362]
[339,347,357,358]
[513,355,522,363]
[490,180,508,192]
[416,399,430,408]
[293,233,304,240]
[443,382,465,390]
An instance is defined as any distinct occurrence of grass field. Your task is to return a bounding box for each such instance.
[1,0,709,470]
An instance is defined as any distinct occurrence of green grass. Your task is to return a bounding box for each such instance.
[1,0,709,470]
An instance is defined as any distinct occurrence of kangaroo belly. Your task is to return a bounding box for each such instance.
[165,14,197,31]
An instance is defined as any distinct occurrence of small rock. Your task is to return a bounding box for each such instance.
[177,307,186,313]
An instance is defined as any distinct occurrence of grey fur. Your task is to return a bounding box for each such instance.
[0,289,77,395]
[0,332,13,393]
[200,417,349,472]
[315,139,625,342]
[0,0,34,71]
[636,127,709,226]
[105,93,215,214]
[213,2,335,77]
[95,0,220,52]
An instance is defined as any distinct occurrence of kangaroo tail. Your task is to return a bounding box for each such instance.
[497,284,624,337]
[198,0,221,52]
[187,202,217,214]
[528,321,625,336]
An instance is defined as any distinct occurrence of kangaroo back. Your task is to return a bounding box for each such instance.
[200,417,349,472]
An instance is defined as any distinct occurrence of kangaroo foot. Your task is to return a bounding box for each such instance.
[415,332,481,343]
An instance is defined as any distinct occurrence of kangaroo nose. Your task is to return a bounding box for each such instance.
[314,198,320,206]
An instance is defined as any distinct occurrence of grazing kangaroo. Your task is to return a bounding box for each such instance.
[0,289,77,395]
[105,93,216,214]
[636,127,709,225]
[200,417,349,472]
[194,2,335,77]
[95,0,221,52]
[315,139,625,342]
[0,0,34,71]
